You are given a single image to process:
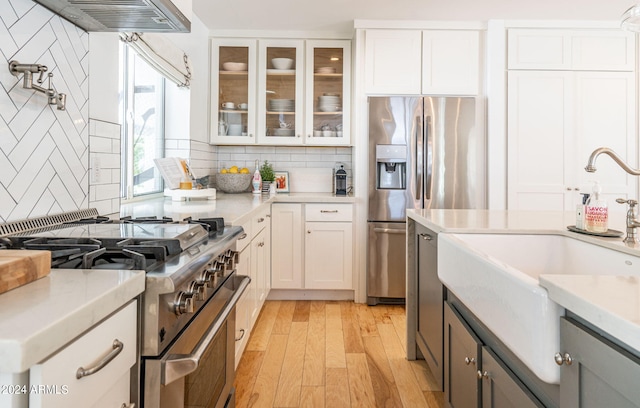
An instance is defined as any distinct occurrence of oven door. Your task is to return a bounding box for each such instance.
[143,273,250,408]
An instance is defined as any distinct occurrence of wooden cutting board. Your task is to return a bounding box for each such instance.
[0,250,51,295]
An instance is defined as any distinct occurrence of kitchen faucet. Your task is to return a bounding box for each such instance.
[8,60,66,110]
[584,147,640,175]
[585,147,640,244]
[616,199,640,244]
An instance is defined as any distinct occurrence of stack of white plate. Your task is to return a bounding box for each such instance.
[315,67,336,74]
[318,95,341,112]
[269,99,295,112]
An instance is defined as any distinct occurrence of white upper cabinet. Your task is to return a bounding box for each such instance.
[257,39,305,145]
[210,38,257,145]
[211,37,351,146]
[364,30,422,94]
[421,30,481,95]
[305,40,352,146]
[364,29,481,95]
[508,29,635,71]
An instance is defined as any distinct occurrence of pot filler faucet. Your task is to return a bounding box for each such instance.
[585,147,640,244]
[8,60,66,111]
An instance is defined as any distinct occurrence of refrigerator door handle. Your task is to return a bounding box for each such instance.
[415,114,423,201]
[425,115,433,201]
[373,227,406,234]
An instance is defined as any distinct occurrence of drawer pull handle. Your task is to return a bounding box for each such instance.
[121,404,135,408]
[419,233,433,240]
[76,339,124,379]
[237,233,248,240]
[235,328,246,342]
[464,357,475,365]
[257,217,265,223]
[320,210,339,213]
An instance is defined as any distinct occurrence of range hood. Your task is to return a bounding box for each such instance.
[33,0,190,33]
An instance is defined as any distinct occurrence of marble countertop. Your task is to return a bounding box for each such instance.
[120,192,355,226]
[0,269,145,373]
[408,209,640,355]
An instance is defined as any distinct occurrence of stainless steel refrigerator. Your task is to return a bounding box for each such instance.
[367,96,486,305]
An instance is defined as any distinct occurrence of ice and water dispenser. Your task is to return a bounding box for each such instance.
[375,145,406,190]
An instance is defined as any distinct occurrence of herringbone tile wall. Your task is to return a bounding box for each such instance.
[0,0,90,223]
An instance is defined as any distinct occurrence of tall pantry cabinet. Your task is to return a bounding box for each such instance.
[506,28,637,212]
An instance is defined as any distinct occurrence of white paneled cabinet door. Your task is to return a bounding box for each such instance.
[508,70,637,212]
[271,203,303,289]
[573,71,637,207]
[210,38,257,144]
[257,39,305,144]
[305,222,353,289]
[508,70,574,211]
[364,29,422,94]
[421,30,480,95]
[236,246,252,363]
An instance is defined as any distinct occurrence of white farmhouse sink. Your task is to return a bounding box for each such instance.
[438,233,640,384]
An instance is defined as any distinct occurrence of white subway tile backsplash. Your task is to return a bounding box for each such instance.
[94,183,120,201]
[0,1,90,222]
[0,185,16,222]
[0,151,16,186]
[8,134,55,200]
[89,135,113,153]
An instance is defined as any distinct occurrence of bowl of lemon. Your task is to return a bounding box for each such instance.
[216,166,252,193]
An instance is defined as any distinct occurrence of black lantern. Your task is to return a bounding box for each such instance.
[335,165,347,196]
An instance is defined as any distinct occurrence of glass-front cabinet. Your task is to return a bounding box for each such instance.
[257,40,304,144]
[210,39,256,144]
[305,40,351,146]
[210,38,351,146]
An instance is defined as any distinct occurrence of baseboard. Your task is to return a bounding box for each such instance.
[267,289,355,301]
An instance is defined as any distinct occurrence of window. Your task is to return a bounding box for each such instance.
[121,44,166,198]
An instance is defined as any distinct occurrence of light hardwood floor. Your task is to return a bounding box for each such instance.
[234,300,445,408]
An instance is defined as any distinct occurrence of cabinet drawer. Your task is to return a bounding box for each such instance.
[305,204,353,222]
[235,219,252,252]
[30,300,137,408]
[252,207,270,235]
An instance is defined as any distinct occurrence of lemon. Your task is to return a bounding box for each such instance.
[229,167,239,174]
[220,168,228,174]
[240,167,250,174]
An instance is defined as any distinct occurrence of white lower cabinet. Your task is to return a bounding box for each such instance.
[233,203,271,366]
[29,300,137,408]
[235,246,252,368]
[305,221,352,289]
[272,203,353,290]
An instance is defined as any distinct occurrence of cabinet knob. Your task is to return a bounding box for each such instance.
[297,134,300,138]
[566,187,572,191]
[307,230,311,234]
[554,352,573,366]
[574,187,579,191]
[464,357,476,366]
[419,233,432,241]
[477,370,489,380]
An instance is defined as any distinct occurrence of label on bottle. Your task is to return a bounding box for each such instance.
[585,206,608,232]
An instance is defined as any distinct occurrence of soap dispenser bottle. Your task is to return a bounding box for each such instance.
[576,193,589,230]
[585,181,608,233]
[252,160,262,195]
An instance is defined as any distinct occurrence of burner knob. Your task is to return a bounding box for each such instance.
[173,291,194,315]
[189,281,207,300]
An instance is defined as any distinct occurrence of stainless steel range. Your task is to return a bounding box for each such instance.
[0,208,249,408]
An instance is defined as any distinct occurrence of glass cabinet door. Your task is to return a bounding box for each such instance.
[305,40,351,146]
[257,40,304,144]
[210,39,256,144]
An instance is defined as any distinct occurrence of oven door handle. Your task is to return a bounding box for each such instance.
[161,275,250,386]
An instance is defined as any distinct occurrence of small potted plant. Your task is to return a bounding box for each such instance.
[259,160,275,193]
